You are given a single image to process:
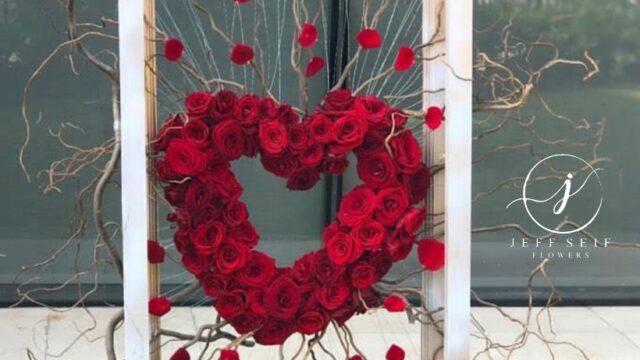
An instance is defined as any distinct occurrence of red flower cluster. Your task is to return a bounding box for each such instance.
[154,89,431,345]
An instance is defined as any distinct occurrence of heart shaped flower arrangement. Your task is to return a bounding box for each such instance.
[153,88,431,345]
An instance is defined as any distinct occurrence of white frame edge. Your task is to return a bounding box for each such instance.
[118,1,151,359]
[444,0,473,359]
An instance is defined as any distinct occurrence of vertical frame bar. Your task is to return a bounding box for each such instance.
[443,0,473,359]
[119,1,151,359]
[421,0,446,358]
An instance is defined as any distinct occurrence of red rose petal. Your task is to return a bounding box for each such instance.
[164,38,184,62]
[305,56,325,78]
[383,295,407,313]
[357,28,382,49]
[394,46,415,71]
[219,349,240,360]
[148,296,172,317]
[147,240,165,264]
[298,23,319,47]
[234,0,250,3]
[425,106,443,130]
[386,344,405,360]
[169,348,190,360]
[417,238,445,271]
[350,356,364,360]
[230,43,254,65]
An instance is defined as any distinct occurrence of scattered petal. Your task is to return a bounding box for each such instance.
[357,28,382,49]
[234,0,250,3]
[305,56,325,78]
[148,296,172,317]
[164,38,184,62]
[230,43,254,65]
[383,295,407,312]
[349,356,363,360]
[298,23,319,48]
[424,106,443,130]
[394,46,415,71]
[386,344,405,360]
[417,238,445,271]
[170,348,190,360]
[147,240,165,264]
[219,349,240,360]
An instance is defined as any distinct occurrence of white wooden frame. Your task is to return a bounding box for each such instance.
[119,1,151,359]
[118,1,472,359]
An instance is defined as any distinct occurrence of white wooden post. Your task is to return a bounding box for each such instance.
[422,0,473,359]
[118,1,151,359]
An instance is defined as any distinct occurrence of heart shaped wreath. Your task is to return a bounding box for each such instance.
[153,89,432,345]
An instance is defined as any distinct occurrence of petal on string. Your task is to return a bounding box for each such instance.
[306,56,325,78]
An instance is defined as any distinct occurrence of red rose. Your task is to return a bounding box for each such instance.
[278,104,299,125]
[229,221,259,248]
[174,229,192,254]
[352,220,385,250]
[261,153,299,178]
[266,276,302,320]
[417,238,445,271]
[260,98,279,118]
[164,38,184,61]
[297,310,329,335]
[383,295,407,312]
[306,56,325,77]
[300,143,324,167]
[319,154,349,175]
[185,92,212,116]
[199,271,228,297]
[237,252,276,287]
[253,320,293,345]
[394,46,415,71]
[148,240,165,263]
[169,348,190,360]
[312,250,345,284]
[350,356,363,360]
[402,163,431,204]
[209,90,237,121]
[193,221,225,255]
[165,140,206,176]
[323,89,354,111]
[396,207,426,235]
[212,170,243,199]
[247,288,268,316]
[219,349,239,360]
[357,29,382,49]
[336,186,377,226]
[183,179,211,209]
[309,114,334,143]
[234,95,260,126]
[259,119,288,155]
[293,252,315,283]
[215,290,248,319]
[349,262,377,289]
[149,296,172,316]
[163,183,185,206]
[368,250,393,278]
[357,151,398,188]
[353,96,388,124]
[216,240,250,274]
[222,200,249,226]
[386,344,405,360]
[425,106,444,130]
[154,115,183,151]
[298,23,319,47]
[183,252,211,275]
[230,43,254,65]
[183,119,209,148]
[211,120,245,160]
[286,167,320,191]
[317,283,351,310]
[288,123,310,152]
[355,132,385,157]
[390,132,422,174]
[326,231,362,266]
[330,115,368,154]
[229,311,263,334]
[376,187,410,226]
